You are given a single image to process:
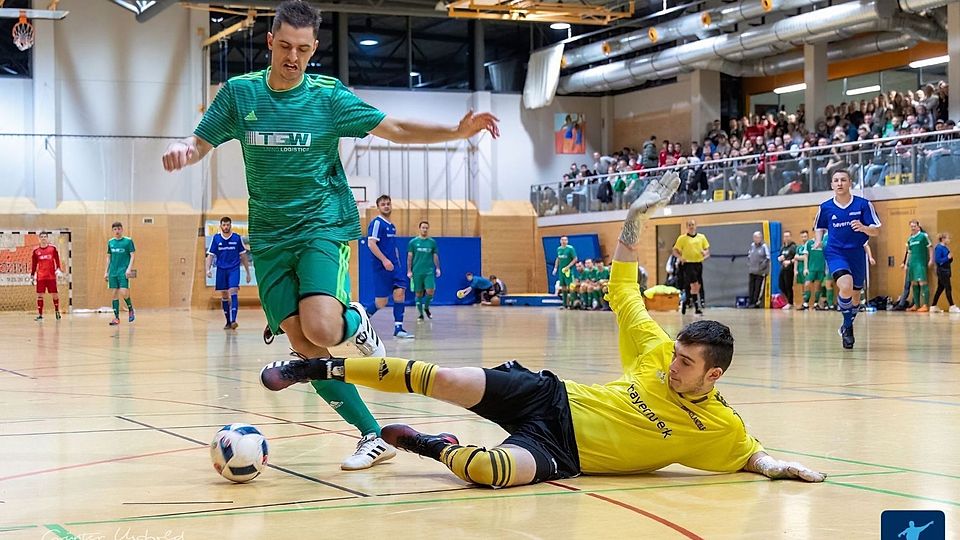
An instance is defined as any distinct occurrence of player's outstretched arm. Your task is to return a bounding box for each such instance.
[370,110,500,144]
[162,136,214,172]
[614,171,680,260]
[744,451,825,482]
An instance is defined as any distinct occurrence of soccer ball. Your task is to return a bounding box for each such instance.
[210,423,269,483]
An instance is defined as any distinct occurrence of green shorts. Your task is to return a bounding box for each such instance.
[908,263,929,283]
[411,273,436,292]
[558,268,575,287]
[805,269,826,284]
[796,268,806,285]
[108,275,129,289]
[254,237,351,333]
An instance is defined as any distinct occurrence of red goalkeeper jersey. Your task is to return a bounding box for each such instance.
[32,245,61,280]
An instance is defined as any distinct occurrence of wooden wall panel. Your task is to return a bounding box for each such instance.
[613,113,692,153]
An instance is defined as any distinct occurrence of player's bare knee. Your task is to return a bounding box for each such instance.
[433,367,485,406]
[301,318,342,348]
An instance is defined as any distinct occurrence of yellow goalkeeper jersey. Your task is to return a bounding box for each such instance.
[673,233,710,263]
[563,261,762,475]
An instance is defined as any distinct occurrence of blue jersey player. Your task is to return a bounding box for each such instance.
[365,195,413,338]
[813,169,881,349]
[206,216,252,329]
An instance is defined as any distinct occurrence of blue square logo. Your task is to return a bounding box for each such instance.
[880,510,945,540]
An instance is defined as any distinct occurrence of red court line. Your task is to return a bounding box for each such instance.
[547,481,703,540]
[2,388,358,439]
[0,431,326,483]
[0,418,472,483]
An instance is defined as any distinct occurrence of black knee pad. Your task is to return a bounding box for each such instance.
[831,269,851,282]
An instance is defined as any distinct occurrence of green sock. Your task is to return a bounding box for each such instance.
[112,299,120,318]
[416,296,424,316]
[912,284,921,307]
[802,290,811,303]
[341,308,361,343]
[562,291,568,306]
[826,288,835,305]
[424,294,433,311]
[813,288,821,305]
[580,291,588,305]
[592,290,601,305]
[310,379,380,436]
[922,284,930,306]
[124,297,133,309]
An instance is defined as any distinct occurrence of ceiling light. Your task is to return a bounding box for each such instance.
[845,84,881,96]
[410,71,420,77]
[359,39,379,46]
[550,22,571,30]
[908,55,949,69]
[773,83,806,94]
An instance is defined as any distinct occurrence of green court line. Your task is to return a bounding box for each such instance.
[43,524,76,539]
[34,470,897,530]
[826,480,960,507]
[768,447,960,480]
[0,525,37,533]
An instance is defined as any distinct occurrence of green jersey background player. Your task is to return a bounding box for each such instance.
[160,0,500,470]
[804,232,829,309]
[578,259,597,309]
[104,222,135,326]
[794,230,809,309]
[595,260,611,309]
[553,236,578,308]
[406,220,440,321]
[904,219,934,311]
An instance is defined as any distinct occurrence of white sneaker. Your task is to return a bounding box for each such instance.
[930,306,943,313]
[950,306,960,313]
[341,433,397,471]
[348,302,386,357]
[393,328,415,339]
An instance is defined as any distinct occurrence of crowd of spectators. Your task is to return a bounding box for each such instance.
[535,81,960,216]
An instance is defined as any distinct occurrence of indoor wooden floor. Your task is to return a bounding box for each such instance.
[1,305,958,539]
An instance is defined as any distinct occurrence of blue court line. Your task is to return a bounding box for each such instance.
[722,380,960,407]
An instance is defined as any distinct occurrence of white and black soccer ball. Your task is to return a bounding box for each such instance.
[210,423,269,483]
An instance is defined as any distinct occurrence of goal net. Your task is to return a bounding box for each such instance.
[0,230,72,312]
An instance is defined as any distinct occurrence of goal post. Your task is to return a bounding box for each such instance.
[0,230,73,312]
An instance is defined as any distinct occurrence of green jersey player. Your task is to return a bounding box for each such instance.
[904,219,933,311]
[553,236,578,308]
[407,220,440,321]
[161,0,499,470]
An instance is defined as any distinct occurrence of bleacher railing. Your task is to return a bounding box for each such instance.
[531,130,960,217]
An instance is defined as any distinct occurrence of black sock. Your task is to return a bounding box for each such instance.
[303,357,344,380]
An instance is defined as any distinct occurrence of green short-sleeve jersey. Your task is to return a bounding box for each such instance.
[806,238,825,272]
[107,237,136,276]
[407,236,438,275]
[612,176,626,192]
[907,231,931,264]
[582,267,599,281]
[194,70,385,250]
[556,245,577,270]
[596,267,610,280]
[795,241,808,275]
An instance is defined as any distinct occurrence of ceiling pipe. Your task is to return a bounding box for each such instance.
[560,0,824,70]
[558,0,907,93]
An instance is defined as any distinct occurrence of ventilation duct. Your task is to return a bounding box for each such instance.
[561,0,823,70]
[691,31,917,77]
[558,0,906,94]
